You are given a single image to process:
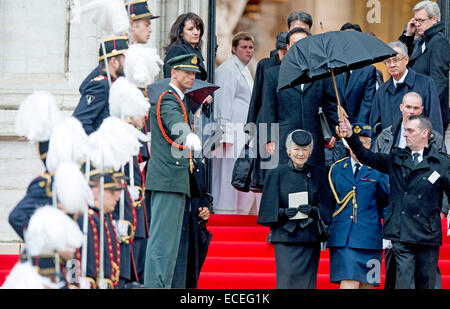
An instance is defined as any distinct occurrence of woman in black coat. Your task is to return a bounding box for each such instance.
[163,12,212,113]
[257,130,334,289]
[163,12,207,81]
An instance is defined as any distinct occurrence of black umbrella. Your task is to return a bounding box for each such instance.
[278,30,397,136]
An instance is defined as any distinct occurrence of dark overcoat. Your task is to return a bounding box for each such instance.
[260,65,338,168]
[163,41,207,81]
[335,65,376,124]
[346,134,450,246]
[369,69,443,136]
[399,23,450,127]
[257,161,333,242]
[172,159,212,288]
[245,54,281,191]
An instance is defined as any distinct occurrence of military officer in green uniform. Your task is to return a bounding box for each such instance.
[143,54,202,288]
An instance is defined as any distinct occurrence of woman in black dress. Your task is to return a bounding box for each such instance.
[257,129,333,289]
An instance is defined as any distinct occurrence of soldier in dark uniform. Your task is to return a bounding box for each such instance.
[72,36,129,135]
[77,166,123,289]
[257,130,334,289]
[143,53,202,288]
[78,1,159,92]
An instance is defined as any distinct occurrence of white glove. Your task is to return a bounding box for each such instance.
[185,133,202,152]
[383,239,392,249]
[128,186,140,201]
[79,277,93,289]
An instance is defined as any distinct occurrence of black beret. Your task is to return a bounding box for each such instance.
[291,130,312,146]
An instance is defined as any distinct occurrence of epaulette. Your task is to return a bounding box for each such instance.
[330,157,350,171]
[36,173,53,198]
[91,75,107,82]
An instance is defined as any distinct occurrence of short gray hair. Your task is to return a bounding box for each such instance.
[388,41,408,57]
[285,129,314,153]
[413,1,441,21]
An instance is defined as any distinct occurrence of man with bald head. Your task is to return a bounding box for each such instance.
[372,91,446,154]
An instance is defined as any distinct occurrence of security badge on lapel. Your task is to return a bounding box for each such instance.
[428,171,440,184]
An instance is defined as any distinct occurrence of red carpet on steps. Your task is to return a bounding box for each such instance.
[197,214,450,289]
[1,214,449,288]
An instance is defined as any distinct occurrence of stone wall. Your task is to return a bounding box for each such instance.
[0,0,208,243]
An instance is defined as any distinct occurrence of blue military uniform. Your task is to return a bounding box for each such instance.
[9,173,53,240]
[328,124,390,286]
[75,167,124,289]
[73,36,129,135]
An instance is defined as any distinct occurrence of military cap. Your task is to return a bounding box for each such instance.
[291,129,313,146]
[352,123,372,138]
[98,36,129,61]
[125,0,159,20]
[276,32,288,50]
[167,54,201,73]
[38,141,49,167]
[80,161,124,190]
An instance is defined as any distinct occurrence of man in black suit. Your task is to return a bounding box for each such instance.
[261,27,338,169]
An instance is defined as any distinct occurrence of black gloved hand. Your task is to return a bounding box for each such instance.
[297,204,319,219]
[278,207,299,219]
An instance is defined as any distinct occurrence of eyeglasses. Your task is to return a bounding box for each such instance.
[413,17,431,24]
[383,56,407,66]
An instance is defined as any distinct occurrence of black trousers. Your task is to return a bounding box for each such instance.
[391,241,440,289]
[384,248,442,289]
[274,242,321,289]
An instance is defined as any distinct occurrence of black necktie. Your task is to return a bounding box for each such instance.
[413,152,420,165]
[354,163,361,179]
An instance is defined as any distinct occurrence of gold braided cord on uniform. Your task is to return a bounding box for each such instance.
[328,157,358,224]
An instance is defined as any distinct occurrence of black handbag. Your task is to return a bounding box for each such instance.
[231,143,254,192]
[318,107,332,141]
[317,211,330,242]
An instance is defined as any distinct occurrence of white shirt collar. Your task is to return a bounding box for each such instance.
[169,82,185,101]
[412,148,424,157]
[350,157,362,172]
[393,69,408,87]
[398,124,407,149]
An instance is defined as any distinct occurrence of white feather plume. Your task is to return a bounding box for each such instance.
[89,116,149,171]
[76,0,129,36]
[55,162,93,214]
[15,91,63,142]
[109,77,150,119]
[46,117,95,173]
[1,262,60,289]
[124,44,163,86]
[25,206,83,257]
